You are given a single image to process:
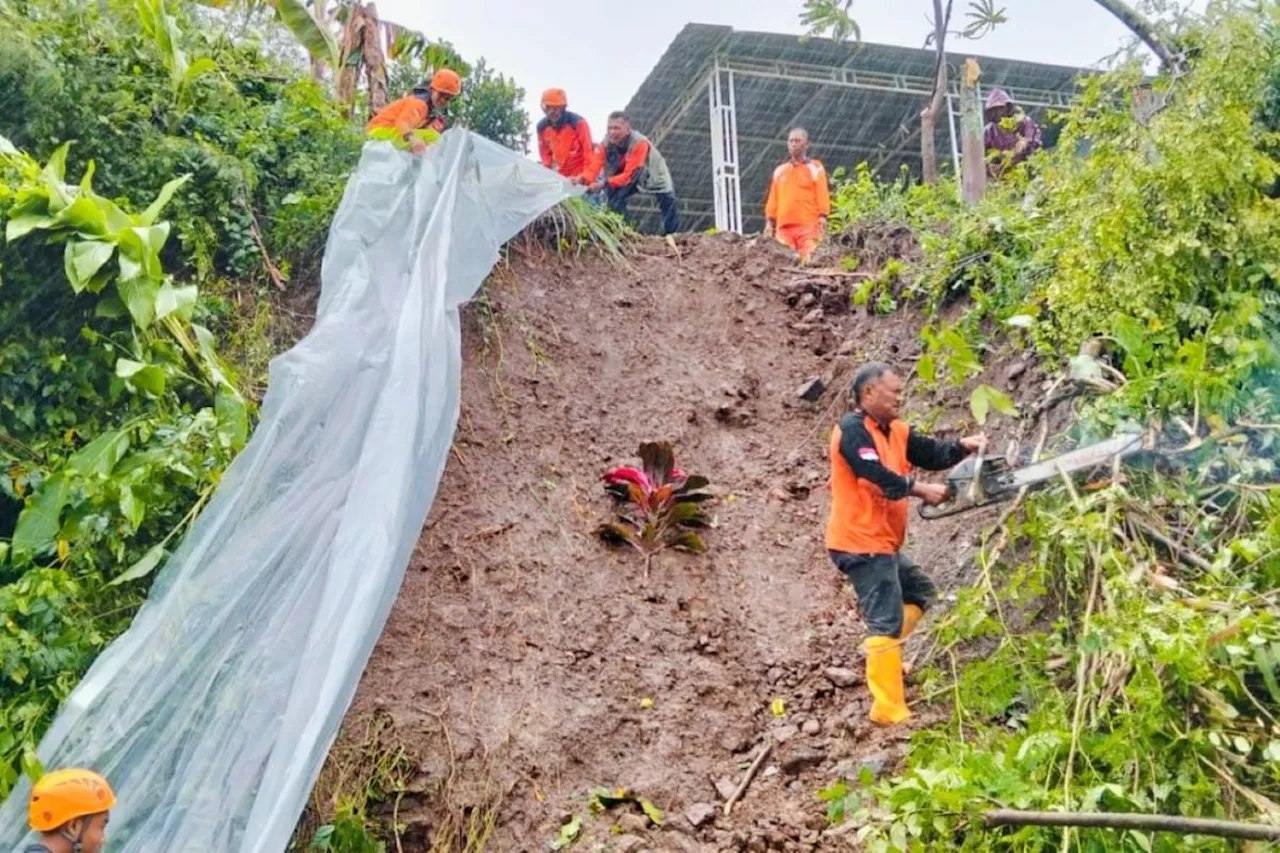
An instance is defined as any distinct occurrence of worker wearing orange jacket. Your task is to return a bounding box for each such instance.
[365,68,463,154]
[24,768,116,853]
[537,88,595,182]
[586,112,680,235]
[764,128,830,263]
[827,362,984,726]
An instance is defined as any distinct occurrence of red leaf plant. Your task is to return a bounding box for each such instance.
[596,441,713,580]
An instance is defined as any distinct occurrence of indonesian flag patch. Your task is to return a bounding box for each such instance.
[858,447,880,461]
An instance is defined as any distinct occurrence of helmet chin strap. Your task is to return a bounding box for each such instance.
[58,818,85,853]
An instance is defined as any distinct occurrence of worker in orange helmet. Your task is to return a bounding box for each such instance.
[366,68,464,154]
[763,127,831,264]
[25,768,116,853]
[537,88,595,183]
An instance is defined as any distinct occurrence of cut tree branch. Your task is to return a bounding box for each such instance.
[1092,0,1181,69]
[984,809,1280,841]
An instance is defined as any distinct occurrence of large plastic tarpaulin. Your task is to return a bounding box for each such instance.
[1,131,573,852]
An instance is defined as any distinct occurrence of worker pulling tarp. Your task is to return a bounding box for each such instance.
[0,131,574,852]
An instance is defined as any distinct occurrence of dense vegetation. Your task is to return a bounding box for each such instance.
[817,3,1280,850]
[0,0,529,817]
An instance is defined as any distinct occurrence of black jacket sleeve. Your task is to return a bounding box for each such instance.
[906,428,968,472]
[838,414,913,500]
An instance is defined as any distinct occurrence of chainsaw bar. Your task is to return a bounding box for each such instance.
[919,433,1146,520]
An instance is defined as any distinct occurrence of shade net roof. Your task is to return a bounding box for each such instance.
[621,23,1088,234]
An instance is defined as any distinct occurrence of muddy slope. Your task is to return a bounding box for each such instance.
[341,232,1037,851]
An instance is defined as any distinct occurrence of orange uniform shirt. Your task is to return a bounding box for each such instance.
[537,112,594,179]
[765,158,831,229]
[827,415,913,555]
[366,95,447,138]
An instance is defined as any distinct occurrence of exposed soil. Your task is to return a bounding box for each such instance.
[337,231,1046,852]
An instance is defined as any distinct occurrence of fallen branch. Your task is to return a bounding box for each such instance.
[723,740,773,817]
[983,809,1280,841]
[1129,518,1214,573]
[240,198,287,291]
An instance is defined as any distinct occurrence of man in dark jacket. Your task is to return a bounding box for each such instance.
[826,362,985,725]
[586,112,680,235]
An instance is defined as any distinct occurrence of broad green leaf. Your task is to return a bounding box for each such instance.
[916,353,937,384]
[0,542,8,565]
[116,275,159,326]
[41,143,73,210]
[94,292,129,318]
[141,174,192,226]
[130,223,171,278]
[215,384,249,451]
[155,281,198,322]
[549,815,581,850]
[64,240,115,293]
[969,384,1017,426]
[639,800,663,825]
[1111,315,1150,368]
[11,473,72,562]
[20,748,44,783]
[53,194,109,235]
[120,485,145,528]
[109,542,166,587]
[68,429,131,476]
[5,212,56,242]
[183,57,218,86]
[669,531,706,552]
[116,358,166,395]
[268,0,340,68]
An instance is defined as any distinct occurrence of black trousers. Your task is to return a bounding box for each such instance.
[606,183,680,235]
[829,551,936,637]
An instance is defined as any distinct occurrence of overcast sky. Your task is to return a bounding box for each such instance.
[375,0,1160,148]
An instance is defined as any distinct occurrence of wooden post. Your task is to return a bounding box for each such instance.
[984,809,1280,842]
[959,58,986,205]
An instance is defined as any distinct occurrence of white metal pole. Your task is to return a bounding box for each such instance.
[946,92,962,182]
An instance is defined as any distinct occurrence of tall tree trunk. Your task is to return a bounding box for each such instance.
[959,58,986,204]
[1093,0,1180,69]
[920,0,951,185]
[336,2,365,118]
[361,2,387,116]
[309,0,329,82]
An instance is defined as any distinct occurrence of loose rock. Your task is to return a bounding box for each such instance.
[772,724,800,743]
[618,813,650,833]
[801,719,821,736]
[685,802,718,828]
[615,834,645,853]
[823,667,860,688]
[781,748,827,775]
[796,378,826,402]
[715,776,738,801]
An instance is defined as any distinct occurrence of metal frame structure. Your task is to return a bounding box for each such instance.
[696,55,1072,233]
[708,61,744,234]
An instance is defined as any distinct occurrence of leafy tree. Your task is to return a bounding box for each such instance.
[456,60,531,153]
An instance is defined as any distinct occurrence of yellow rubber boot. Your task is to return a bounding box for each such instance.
[900,604,925,676]
[900,604,925,640]
[864,636,911,725]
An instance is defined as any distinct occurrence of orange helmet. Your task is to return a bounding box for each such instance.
[29,769,116,832]
[541,88,568,108]
[431,68,462,96]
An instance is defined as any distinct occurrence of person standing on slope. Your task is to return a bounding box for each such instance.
[827,362,985,726]
[24,768,115,853]
[586,112,680,235]
[537,88,595,183]
[764,127,830,264]
[983,88,1042,179]
[365,68,464,154]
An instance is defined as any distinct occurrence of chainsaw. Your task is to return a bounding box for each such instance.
[919,432,1150,519]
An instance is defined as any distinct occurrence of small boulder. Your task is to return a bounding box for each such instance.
[618,813,650,833]
[685,802,718,828]
[781,748,827,776]
[801,719,822,736]
[714,776,738,801]
[823,667,860,688]
[615,835,645,853]
[796,378,827,402]
[772,724,801,743]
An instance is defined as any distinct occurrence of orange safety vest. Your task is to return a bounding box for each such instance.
[765,158,831,229]
[826,415,912,555]
[366,94,448,138]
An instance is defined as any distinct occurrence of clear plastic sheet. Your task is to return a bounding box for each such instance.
[1,131,573,852]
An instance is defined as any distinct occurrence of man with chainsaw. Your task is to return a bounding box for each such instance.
[537,88,595,183]
[24,768,115,853]
[764,127,830,264]
[827,362,985,726]
[365,68,464,154]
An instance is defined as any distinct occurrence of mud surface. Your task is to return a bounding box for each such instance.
[340,233,1041,851]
